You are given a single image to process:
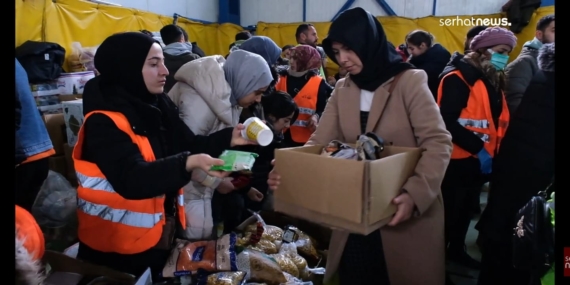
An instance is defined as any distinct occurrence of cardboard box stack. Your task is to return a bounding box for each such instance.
[274,145,422,235]
[35,72,92,186]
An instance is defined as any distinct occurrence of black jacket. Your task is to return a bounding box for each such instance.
[409,44,451,99]
[477,70,555,242]
[163,52,200,93]
[76,77,233,278]
[278,70,334,147]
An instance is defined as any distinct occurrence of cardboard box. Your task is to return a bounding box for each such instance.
[43,113,67,154]
[62,99,84,146]
[42,250,152,285]
[274,145,422,235]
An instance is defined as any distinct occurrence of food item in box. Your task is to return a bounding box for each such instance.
[278,242,308,277]
[262,225,284,242]
[282,226,319,260]
[237,249,287,285]
[211,150,258,172]
[270,253,299,278]
[198,271,246,285]
[162,233,238,277]
[248,239,278,254]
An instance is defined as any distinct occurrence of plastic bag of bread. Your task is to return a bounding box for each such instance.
[269,253,299,278]
[249,239,278,254]
[236,249,287,285]
[262,225,284,242]
[162,233,238,277]
[282,226,319,260]
[278,243,308,274]
[197,271,246,285]
[68,42,97,72]
[282,272,314,285]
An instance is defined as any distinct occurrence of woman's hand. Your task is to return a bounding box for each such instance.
[230,124,258,147]
[267,159,280,191]
[387,192,416,226]
[307,115,319,132]
[186,154,229,178]
[247,187,264,202]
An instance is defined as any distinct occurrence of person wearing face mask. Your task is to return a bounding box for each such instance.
[238,36,282,120]
[160,25,200,93]
[405,30,451,99]
[437,27,516,271]
[168,49,273,238]
[275,45,333,147]
[268,7,452,285]
[74,32,256,279]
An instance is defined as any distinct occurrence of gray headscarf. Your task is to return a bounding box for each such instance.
[239,36,282,65]
[223,50,273,106]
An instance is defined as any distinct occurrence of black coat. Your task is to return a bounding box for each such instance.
[409,44,451,99]
[477,70,555,242]
[76,77,233,278]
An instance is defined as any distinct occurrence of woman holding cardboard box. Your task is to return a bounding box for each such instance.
[267,7,453,285]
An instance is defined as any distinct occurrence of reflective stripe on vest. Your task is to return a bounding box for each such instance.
[275,75,320,143]
[437,70,510,159]
[72,111,186,254]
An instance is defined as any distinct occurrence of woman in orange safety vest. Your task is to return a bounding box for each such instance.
[437,27,516,270]
[16,205,46,284]
[72,32,255,279]
[275,45,333,147]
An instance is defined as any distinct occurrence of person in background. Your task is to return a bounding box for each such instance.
[180,28,206,57]
[229,31,252,54]
[505,14,554,114]
[437,27,516,271]
[327,66,347,86]
[15,58,55,211]
[238,36,283,121]
[160,25,200,93]
[405,30,451,99]
[275,45,333,147]
[74,32,254,279]
[464,26,488,54]
[168,49,273,237]
[476,42,554,285]
[269,8,452,284]
[16,205,46,284]
[296,23,328,77]
[396,43,409,61]
[236,91,299,217]
[282,44,294,60]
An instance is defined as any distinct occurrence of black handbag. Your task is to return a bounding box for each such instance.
[512,179,554,279]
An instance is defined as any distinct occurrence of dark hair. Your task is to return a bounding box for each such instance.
[160,25,184,45]
[295,23,314,41]
[405,30,434,47]
[466,26,488,39]
[235,31,252,41]
[140,30,153,37]
[536,14,554,31]
[282,45,294,52]
[180,28,189,42]
[262,91,299,123]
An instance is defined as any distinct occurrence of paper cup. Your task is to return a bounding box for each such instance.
[242,117,274,146]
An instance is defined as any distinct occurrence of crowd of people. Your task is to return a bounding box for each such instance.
[15,6,554,285]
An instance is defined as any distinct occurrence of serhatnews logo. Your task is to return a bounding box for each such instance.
[439,16,511,27]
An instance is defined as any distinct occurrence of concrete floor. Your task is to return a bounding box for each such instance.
[447,192,488,285]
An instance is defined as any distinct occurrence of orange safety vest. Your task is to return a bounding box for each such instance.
[437,70,510,159]
[72,111,186,254]
[275,75,321,143]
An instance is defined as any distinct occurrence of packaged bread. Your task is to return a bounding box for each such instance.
[236,249,286,285]
[270,253,299,278]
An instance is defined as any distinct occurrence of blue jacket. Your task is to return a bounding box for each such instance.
[15,58,53,160]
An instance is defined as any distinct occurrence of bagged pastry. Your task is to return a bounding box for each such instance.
[236,249,287,285]
[197,271,246,285]
[269,253,299,278]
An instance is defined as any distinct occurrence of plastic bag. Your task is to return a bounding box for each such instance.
[236,249,287,285]
[248,239,278,254]
[198,271,246,285]
[68,42,97,72]
[162,233,238,277]
[282,272,314,285]
[282,227,319,260]
[269,253,299,278]
[31,170,77,228]
[262,225,284,242]
[278,243,308,274]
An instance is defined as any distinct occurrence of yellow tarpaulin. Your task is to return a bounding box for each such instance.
[256,6,554,76]
[16,0,243,70]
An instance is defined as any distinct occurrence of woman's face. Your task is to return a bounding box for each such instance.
[406,42,427,57]
[289,58,297,71]
[142,43,169,94]
[269,112,295,133]
[238,86,268,108]
[331,42,363,75]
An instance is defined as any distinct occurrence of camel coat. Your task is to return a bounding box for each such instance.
[307,69,452,285]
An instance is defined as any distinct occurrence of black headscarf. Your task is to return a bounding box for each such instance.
[322,8,414,91]
[94,32,158,103]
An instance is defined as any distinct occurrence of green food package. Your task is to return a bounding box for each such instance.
[211,150,259,172]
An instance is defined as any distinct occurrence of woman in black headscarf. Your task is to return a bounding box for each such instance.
[267,8,452,285]
[74,32,255,279]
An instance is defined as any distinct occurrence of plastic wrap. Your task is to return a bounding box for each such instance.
[31,170,77,228]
